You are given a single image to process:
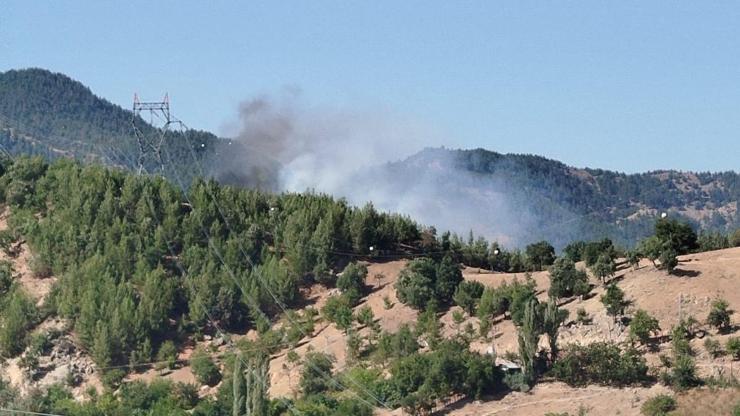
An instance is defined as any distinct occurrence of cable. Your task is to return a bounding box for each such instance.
[160,126,393,409]
[0,409,65,416]
[155,142,386,411]
[68,140,304,416]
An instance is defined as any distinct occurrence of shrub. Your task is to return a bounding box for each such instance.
[300,351,335,395]
[629,310,660,345]
[591,254,616,284]
[576,308,591,325]
[641,394,676,416]
[727,337,740,360]
[550,342,649,387]
[336,262,367,295]
[704,338,723,358]
[0,287,38,357]
[658,248,678,273]
[668,354,699,390]
[190,348,221,386]
[707,298,732,332]
[172,382,199,409]
[453,280,484,315]
[156,340,178,370]
[101,368,127,390]
[731,229,740,247]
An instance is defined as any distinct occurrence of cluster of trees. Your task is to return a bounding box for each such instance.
[395,256,462,310]
[436,232,555,273]
[550,342,650,387]
[0,157,426,374]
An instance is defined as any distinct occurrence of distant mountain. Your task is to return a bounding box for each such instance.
[371,147,739,248]
[1,68,737,248]
[0,68,268,188]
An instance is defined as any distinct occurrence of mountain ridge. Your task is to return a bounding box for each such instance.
[1,68,738,247]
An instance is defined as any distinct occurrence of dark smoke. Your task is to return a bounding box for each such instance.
[217,92,546,247]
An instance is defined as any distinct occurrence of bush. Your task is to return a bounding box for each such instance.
[156,340,178,370]
[629,310,660,345]
[300,351,335,395]
[727,337,740,360]
[707,298,733,332]
[667,354,699,390]
[0,287,38,357]
[321,294,354,331]
[551,342,649,387]
[704,338,723,358]
[591,254,616,283]
[641,394,676,416]
[172,382,199,409]
[453,280,484,315]
[731,229,740,247]
[101,368,127,390]
[658,248,678,272]
[576,308,591,325]
[336,262,367,295]
[190,348,221,386]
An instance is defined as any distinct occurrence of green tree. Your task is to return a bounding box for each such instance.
[300,351,335,396]
[706,298,733,332]
[453,280,484,315]
[517,298,543,387]
[591,254,616,284]
[658,247,678,273]
[321,295,354,331]
[629,310,661,345]
[395,258,436,310]
[525,241,555,271]
[601,284,628,322]
[191,347,221,386]
[542,298,568,360]
[0,287,37,356]
[638,236,663,267]
[654,218,698,254]
[156,340,178,370]
[434,256,463,303]
[548,258,590,299]
[336,262,367,295]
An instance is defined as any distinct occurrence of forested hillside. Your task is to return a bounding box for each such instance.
[1,68,738,249]
[0,69,264,188]
[0,156,738,415]
[378,148,739,248]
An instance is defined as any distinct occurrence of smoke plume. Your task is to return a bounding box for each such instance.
[219,92,543,247]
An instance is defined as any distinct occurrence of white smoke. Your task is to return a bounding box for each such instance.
[222,91,542,247]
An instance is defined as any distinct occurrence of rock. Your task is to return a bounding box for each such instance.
[212,336,225,347]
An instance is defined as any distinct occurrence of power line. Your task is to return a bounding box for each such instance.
[152,117,392,410]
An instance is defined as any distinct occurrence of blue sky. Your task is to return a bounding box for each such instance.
[2,1,739,173]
